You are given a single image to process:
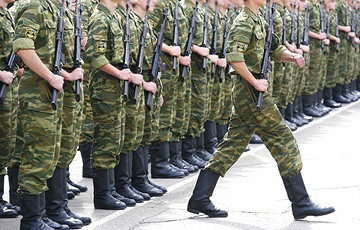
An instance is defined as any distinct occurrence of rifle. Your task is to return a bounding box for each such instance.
[51,0,66,110]
[351,0,356,47]
[201,0,209,73]
[303,4,310,59]
[320,0,325,51]
[282,2,286,66]
[265,0,271,23]
[123,0,131,102]
[335,5,339,52]
[289,1,296,44]
[74,0,83,102]
[256,2,276,114]
[179,0,199,82]
[324,7,332,54]
[210,0,218,78]
[346,0,350,40]
[145,8,168,111]
[133,0,150,104]
[356,8,359,51]
[225,3,239,77]
[0,52,16,106]
[296,4,301,50]
[219,4,231,83]
[172,0,179,74]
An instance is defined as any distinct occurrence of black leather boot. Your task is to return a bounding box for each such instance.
[169,141,197,173]
[187,170,228,217]
[216,123,228,144]
[350,81,359,100]
[182,136,207,169]
[7,167,20,213]
[317,91,331,114]
[342,83,355,101]
[108,168,136,207]
[40,193,70,230]
[150,142,185,178]
[279,107,297,131]
[46,167,83,228]
[293,97,308,126]
[132,146,164,197]
[114,155,144,203]
[298,95,313,123]
[195,133,212,161]
[282,172,335,220]
[128,153,151,200]
[143,146,168,193]
[60,168,92,226]
[19,192,53,230]
[286,103,303,127]
[323,87,341,108]
[204,121,218,154]
[0,175,18,218]
[333,84,351,103]
[92,168,126,210]
[302,94,322,117]
[66,167,87,192]
[78,142,93,178]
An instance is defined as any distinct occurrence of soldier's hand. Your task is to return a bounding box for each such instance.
[159,95,164,107]
[118,69,132,81]
[324,39,330,46]
[254,79,268,93]
[355,37,360,44]
[217,58,227,68]
[196,47,210,57]
[49,74,64,92]
[295,49,303,55]
[348,32,356,38]
[168,46,181,57]
[65,68,84,82]
[144,81,157,95]
[293,54,305,68]
[0,70,15,85]
[179,56,191,66]
[335,37,341,44]
[318,32,327,40]
[130,73,144,86]
[208,54,218,64]
[17,68,24,77]
[344,26,351,32]
[301,45,310,53]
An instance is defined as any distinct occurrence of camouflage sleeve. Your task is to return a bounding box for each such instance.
[273,10,283,39]
[148,0,167,31]
[270,33,286,61]
[80,1,91,38]
[309,3,320,32]
[337,2,346,26]
[85,15,109,69]
[13,0,42,53]
[225,15,252,63]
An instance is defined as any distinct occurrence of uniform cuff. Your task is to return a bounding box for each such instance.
[91,56,109,70]
[13,38,35,53]
[271,45,286,61]
[226,52,245,63]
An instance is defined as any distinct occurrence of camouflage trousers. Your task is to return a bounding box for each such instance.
[271,62,285,105]
[8,101,22,169]
[325,46,339,89]
[346,42,355,84]
[298,56,310,96]
[337,33,348,85]
[90,71,124,169]
[18,72,64,195]
[187,68,210,138]
[318,49,328,91]
[208,69,221,122]
[57,81,83,168]
[0,78,18,175]
[304,44,323,95]
[206,75,302,178]
[79,66,94,145]
[170,75,192,142]
[278,63,294,107]
[216,74,233,126]
[154,71,176,143]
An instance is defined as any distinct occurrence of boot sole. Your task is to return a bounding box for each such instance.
[294,208,335,220]
[187,207,228,218]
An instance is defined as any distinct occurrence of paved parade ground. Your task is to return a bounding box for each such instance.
[2,100,360,230]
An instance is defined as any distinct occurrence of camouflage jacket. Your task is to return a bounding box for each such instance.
[13,0,74,70]
[85,4,124,69]
[80,0,99,38]
[0,7,14,70]
[226,6,285,75]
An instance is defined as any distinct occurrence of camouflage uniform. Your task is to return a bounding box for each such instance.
[13,0,72,195]
[0,6,16,176]
[206,6,302,178]
[336,0,348,86]
[85,4,125,169]
[325,9,339,89]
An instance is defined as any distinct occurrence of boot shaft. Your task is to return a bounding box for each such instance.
[192,170,220,201]
[92,169,110,196]
[8,167,20,206]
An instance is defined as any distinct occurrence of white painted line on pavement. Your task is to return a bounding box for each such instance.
[85,100,360,229]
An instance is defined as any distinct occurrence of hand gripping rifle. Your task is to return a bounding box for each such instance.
[51,0,66,110]
[324,7,332,54]
[179,0,199,82]
[225,3,239,77]
[133,0,150,104]
[219,4,231,83]
[74,0,83,102]
[201,0,209,73]
[145,8,168,111]
[210,0,218,78]
[172,0,179,74]
[0,52,16,106]
[256,2,275,114]
[123,0,131,102]
[335,5,339,52]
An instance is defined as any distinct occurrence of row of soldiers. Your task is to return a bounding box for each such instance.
[0,0,359,229]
